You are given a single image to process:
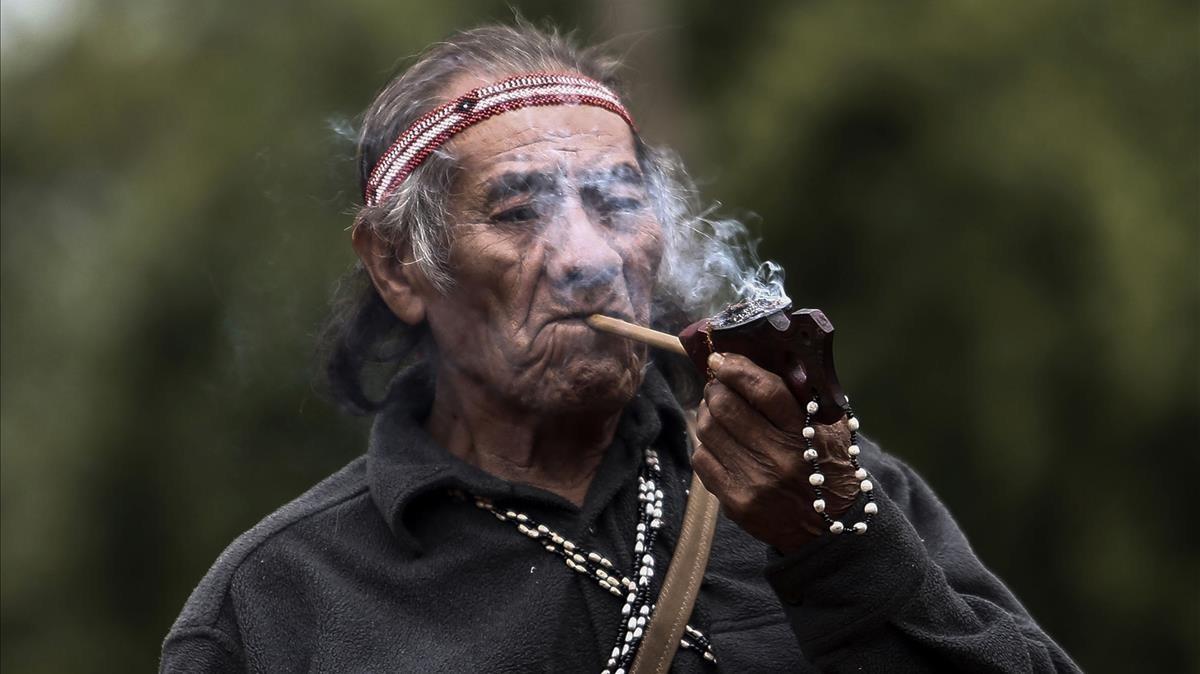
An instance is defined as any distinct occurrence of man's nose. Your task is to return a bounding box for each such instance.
[547,199,623,293]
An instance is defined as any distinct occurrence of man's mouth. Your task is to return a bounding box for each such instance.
[537,308,638,342]
[555,308,634,325]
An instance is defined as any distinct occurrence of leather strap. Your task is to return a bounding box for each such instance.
[631,422,720,674]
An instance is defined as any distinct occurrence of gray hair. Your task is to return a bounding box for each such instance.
[323,22,749,412]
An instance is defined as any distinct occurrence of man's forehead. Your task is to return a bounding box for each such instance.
[448,105,638,180]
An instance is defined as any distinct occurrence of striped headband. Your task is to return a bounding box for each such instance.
[363,72,636,207]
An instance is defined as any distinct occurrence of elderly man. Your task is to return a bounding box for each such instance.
[162,25,1079,673]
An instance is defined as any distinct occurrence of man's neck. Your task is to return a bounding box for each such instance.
[424,365,624,507]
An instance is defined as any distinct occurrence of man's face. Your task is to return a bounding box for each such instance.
[421,100,664,413]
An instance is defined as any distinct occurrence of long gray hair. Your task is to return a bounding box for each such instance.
[322,23,748,413]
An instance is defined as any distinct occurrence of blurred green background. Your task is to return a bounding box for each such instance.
[2,1,1196,671]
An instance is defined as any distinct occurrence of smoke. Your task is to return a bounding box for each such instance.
[661,217,789,316]
[326,116,358,144]
[647,150,790,319]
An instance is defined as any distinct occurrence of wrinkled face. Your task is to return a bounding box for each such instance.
[422,98,664,413]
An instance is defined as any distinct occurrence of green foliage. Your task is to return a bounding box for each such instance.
[2,1,1196,671]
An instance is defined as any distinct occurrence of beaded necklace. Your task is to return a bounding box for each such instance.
[457,448,716,672]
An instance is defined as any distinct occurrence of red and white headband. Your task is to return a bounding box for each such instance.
[363,72,636,207]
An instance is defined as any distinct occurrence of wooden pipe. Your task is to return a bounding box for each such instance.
[589,302,848,425]
[678,302,848,425]
[585,314,686,356]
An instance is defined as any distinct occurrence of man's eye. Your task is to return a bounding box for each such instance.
[492,205,540,223]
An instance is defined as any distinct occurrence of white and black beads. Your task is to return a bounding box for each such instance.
[603,449,666,673]
[464,446,716,671]
[804,395,876,535]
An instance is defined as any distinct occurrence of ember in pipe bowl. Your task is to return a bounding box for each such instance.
[678,300,849,425]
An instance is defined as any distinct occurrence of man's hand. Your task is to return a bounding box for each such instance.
[693,352,860,554]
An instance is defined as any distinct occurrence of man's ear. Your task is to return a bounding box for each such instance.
[351,226,428,326]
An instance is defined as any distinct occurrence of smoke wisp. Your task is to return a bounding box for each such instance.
[647,148,790,320]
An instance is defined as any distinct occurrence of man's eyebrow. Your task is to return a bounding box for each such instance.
[482,171,559,207]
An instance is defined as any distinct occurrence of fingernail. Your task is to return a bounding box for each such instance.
[707,352,725,370]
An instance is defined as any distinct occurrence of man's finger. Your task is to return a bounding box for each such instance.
[707,352,806,432]
[703,380,800,456]
[691,443,736,502]
[696,398,771,476]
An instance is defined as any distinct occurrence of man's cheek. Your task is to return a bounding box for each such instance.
[618,243,662,292]
[627,225,664,271]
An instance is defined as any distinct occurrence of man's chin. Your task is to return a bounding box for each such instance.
[527,355,644,413]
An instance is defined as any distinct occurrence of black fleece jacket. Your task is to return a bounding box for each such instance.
[161,365,1079,672]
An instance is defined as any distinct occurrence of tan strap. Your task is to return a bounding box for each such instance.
[631,422,720,674]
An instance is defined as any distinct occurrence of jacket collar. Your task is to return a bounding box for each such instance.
[365,362,691,553]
